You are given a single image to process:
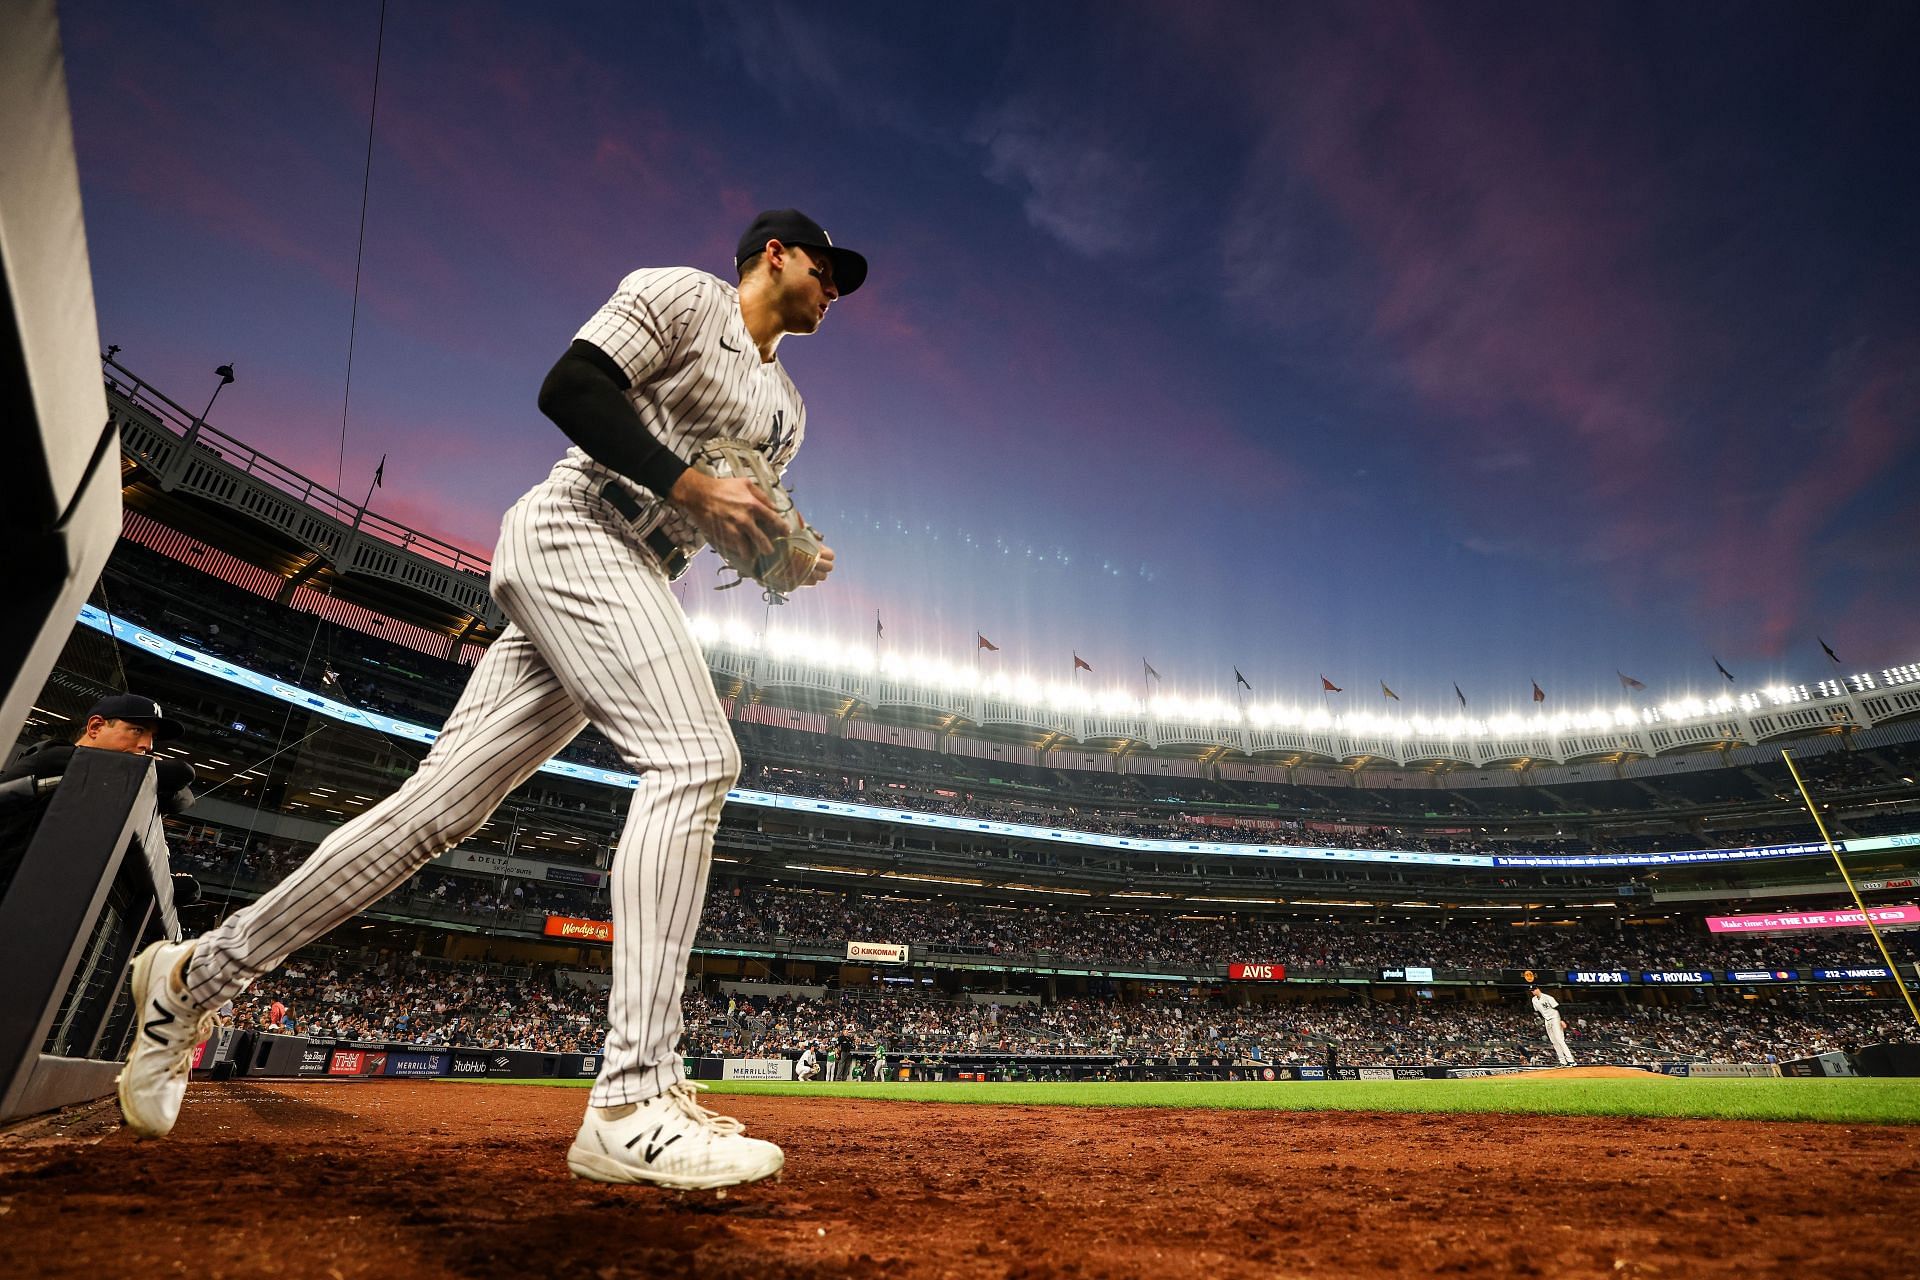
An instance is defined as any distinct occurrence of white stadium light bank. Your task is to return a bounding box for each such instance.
[75,605,1920,872]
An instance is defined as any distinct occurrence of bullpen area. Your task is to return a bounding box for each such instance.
[3,1076,1917,1279]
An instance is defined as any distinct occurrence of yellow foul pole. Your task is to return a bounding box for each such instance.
[1780,749,1920,1032]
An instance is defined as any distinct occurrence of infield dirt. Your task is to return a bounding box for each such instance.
[2,1079,1916,1279]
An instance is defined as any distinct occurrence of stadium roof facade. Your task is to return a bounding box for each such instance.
[107,357,1920,773]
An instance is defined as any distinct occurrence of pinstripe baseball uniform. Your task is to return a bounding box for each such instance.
[1531,990,1575,1066]
[182,267,807,1107]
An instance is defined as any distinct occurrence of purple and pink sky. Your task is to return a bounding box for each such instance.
[64,1,1920,713]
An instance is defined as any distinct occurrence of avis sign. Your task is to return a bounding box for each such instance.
[1228,963,1287,981]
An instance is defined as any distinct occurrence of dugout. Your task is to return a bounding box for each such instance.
[0,749,181,1120]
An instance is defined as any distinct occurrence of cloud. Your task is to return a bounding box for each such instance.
[1160,2,1920,652]
[972,98,1161,258]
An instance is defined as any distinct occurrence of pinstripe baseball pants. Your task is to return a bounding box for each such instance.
[182,475,739,1107]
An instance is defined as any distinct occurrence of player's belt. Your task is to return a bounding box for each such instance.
[598,481,691,580]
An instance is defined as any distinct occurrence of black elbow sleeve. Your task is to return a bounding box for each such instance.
[537,342,689,498]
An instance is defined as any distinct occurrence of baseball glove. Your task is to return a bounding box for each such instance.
[690,437,824,603]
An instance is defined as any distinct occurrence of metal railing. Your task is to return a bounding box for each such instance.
[105,358,500,627]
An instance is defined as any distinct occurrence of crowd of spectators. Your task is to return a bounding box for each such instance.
[225,951,603,1053]
[169,828,1917,979]
[226,949,1909,1068]
[697,881,1917,973]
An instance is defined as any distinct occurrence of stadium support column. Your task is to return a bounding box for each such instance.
[0,0,119,752]
[272,553,329,605]
[443,616,482,662]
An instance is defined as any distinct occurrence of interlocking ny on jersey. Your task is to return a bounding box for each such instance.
[557,267,805,554]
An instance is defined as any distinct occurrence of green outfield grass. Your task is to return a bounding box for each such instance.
[458,1076,1920,1125]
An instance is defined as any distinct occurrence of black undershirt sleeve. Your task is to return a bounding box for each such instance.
[536,339,690,499]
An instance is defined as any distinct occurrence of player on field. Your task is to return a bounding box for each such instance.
[1530,986,1576,1066]
[116,208,866,1192]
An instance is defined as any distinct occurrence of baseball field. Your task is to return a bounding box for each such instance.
[4,1074,1918,1279]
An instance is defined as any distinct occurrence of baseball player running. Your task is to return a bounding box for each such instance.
[116,209,866,1191]
[1529,985,1576,1066]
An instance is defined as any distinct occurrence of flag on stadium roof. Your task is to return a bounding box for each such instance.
[1235,668,1252,690]
[976,633,998,651]
[1320,676,1342,693]
[1532,680,1545,703]
[1618,671,1646,691]
[1454,682,1467,709]
[1073,653,1093,673]
[1144,659,1161,681]
[1820,637,1841,664]
[1380,681,1400,701]
[876,612,884,641]
[1714,657,1735,682]
[373,454,386,488]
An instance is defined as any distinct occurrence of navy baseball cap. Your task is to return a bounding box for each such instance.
[735,209,868,296]
[87,693,185,743]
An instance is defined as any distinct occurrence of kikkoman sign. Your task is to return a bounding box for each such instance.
[846,940,909,965]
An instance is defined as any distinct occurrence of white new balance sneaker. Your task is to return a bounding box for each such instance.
[116,939,215,1138]
[567,1082,784,1190]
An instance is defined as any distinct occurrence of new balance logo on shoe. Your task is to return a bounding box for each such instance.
[625,1125,682,1164]
[142,1000,177,1046]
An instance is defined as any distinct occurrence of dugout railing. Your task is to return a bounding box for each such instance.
[0,749,181,1121]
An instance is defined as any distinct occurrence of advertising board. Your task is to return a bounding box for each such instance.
[297,1043,332,1076]
[1781,1051,1856,1078]
[1378,966,1435,982]
[1724,969,1799,983]
[1228,963,1287,981]
[721,1058,796,1081]
[1706,905,1920,934]
[544,916,613,942]
[846,941,909,965]
[1565,970,1630,985]
[1245,1065,1301,1081]
[1641,971,1714,984]
[437,848,606,889]
[384,1051,450,1078]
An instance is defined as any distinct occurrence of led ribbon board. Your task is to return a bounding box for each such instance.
[77,605,1909,872]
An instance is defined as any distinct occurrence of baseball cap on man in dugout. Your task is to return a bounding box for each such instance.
[735,209,868,296]
[86,693,185,743]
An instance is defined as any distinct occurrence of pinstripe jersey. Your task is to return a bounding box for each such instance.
[556,267,806,552]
